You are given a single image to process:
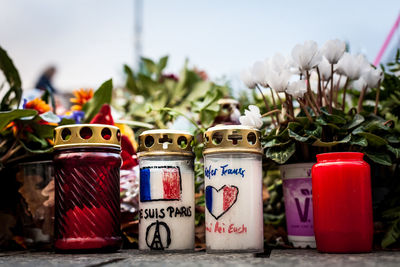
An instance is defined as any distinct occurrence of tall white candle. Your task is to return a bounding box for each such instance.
[203,125,264,252]
[138,130,195,252]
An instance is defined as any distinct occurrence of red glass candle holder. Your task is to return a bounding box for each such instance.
[312,152,373,253]
[53,125,122,252]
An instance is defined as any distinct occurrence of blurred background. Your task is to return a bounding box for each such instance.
[0,0,399,93]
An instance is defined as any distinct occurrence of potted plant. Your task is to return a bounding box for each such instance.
[239,40,400,248]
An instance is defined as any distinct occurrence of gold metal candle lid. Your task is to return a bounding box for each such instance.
[138,129,194,157]
[53,124,121,150]
[203,125,262,155]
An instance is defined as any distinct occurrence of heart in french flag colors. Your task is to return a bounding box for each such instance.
[205,185,239,220]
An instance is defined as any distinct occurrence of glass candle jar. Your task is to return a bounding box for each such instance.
[138,130,195,252]
[203,125,263,253]
[53,124,122,252]
[312,152,373,253]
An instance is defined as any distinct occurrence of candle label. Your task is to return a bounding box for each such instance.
[282,178,314,236]
[205,185,239,220]
[139,160,195,251]
[140,166,182,202]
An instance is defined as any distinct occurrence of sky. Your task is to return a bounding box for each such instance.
[0,0,399,93]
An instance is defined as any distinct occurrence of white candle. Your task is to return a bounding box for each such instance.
[203,126,264,252]
[138,130,195,252]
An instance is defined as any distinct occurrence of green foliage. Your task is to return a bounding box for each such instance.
[263,108,400,165]
[120,56,229,129]
[82,79,113,122]
[0,46,22,111]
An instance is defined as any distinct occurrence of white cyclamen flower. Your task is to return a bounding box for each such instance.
[336,53,368,81]
[239,105,263,129]
[317,57,332,80]
[351,77,368,91]
[265,54,292,92]
[291,40,322,71]
[321,39,346,64]
[251,61,269,87]
[240,68,256,89]
[363,67,384,89]
[286,80,307,99]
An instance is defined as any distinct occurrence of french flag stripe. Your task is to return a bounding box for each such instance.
[140,168,151,201]
[206,186,213,213]
[140,167,181,202]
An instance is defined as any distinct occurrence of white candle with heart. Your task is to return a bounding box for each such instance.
[203,126,264,252]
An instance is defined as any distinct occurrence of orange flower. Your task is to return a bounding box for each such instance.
[70,88,93,111]
[24,98,51,114]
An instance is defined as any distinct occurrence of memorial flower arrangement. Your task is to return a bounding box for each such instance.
[240,40,400,248]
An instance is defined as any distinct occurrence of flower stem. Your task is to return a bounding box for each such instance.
[374,80,382,115]
[329,64,334,113]
[316,67,323,107]
[341,77,349,111]
[256,85,277,126]
[264,86,279,126]
[0,141,22,165]
[357,85,368,113]
[261,109,281,117]
[305,71,320,113]
[298,98,313,122]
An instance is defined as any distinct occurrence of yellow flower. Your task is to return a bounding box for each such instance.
[70,88,93,111]
[24,98,51,114]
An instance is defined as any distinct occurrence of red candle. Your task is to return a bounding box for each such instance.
[312,152,373,253]
[53,125,122,252]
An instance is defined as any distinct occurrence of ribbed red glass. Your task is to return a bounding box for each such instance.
[54,147,122,252]
[312,152,373,253]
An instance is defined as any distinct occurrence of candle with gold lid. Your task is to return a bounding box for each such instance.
[138,129,195,251]
[203,125,263,253]
[53,124,122,252]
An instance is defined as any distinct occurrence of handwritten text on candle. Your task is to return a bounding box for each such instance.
[205,164,245,179]
[139,206,192,220]
[206,222,247,234]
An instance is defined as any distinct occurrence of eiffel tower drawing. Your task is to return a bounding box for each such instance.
[146,220,171,250]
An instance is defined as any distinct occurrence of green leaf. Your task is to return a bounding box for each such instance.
[350,135,368,147]
[354,132,388,147]
[141,57,157,74]
[0,109,38,130]
[0,46,22,110]
[82,79,113,122]
[157,56,168,73]
[365,151,392,166]
[39,111,61,124]
[344,114,364,129]
[312,134,351,147]
[265,142,296,164]
[387,145,400,158]
[320,107,347,124]
[288,129,313,142]
[25,132,48,149]
[19,140,53,154]
[264,138,291,148]
[381,218,400,248]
